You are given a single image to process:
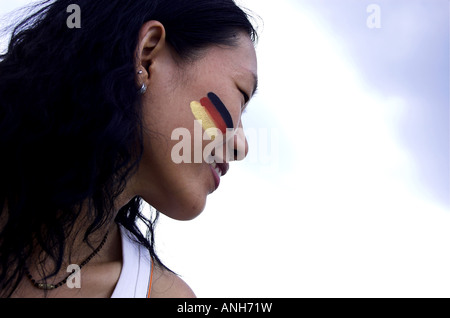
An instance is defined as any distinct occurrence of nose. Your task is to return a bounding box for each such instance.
[232,123,248,161]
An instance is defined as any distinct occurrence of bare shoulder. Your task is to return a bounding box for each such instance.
[150,264,196,298]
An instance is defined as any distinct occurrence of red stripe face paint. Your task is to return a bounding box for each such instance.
[199,97,227,134]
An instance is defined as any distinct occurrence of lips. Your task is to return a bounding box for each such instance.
[210,162,230,189]
[212,162,229,177]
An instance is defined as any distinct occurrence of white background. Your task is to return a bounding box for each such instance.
[1,0,449,297]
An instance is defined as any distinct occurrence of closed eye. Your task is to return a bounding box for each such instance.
[238,88,250,105]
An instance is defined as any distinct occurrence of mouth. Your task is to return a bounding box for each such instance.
[210,162,230,190]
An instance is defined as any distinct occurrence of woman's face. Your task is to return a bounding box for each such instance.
[129,25,258,221]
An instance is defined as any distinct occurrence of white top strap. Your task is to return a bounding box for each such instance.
[111,226,152,298]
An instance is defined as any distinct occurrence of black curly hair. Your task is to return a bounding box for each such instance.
[0,0,257,297]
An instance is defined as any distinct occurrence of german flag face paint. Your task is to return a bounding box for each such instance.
[190,92,234,138]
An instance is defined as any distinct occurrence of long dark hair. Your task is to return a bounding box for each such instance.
[0,0,257,297]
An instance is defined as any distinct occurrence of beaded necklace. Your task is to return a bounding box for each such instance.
[25,231,109,290]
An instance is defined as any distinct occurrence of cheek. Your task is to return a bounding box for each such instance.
[142,93,189,142]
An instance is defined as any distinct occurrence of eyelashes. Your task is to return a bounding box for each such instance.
[238,89,250,105]
[190,92,234,135]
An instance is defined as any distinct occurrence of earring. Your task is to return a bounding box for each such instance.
[139,83,147,94]
[137,70,147,94]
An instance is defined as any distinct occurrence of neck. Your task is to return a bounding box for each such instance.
[26,203,124,281]
[34,188,135,268]
[25,221,122,289]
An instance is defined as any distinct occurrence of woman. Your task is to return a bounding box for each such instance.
[0,0,258,297]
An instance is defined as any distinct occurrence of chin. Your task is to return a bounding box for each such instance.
[148,192,208,221]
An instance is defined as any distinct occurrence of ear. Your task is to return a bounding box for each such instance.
[135,21,166,79]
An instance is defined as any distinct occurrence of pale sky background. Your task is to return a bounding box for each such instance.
[1,0,449,298]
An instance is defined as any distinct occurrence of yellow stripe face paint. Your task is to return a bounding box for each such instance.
[190,101,219,139]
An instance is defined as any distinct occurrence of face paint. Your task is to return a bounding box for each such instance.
[190,92,234,138]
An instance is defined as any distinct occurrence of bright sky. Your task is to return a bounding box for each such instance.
[1,0,449,297]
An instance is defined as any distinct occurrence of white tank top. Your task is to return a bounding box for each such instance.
[110,226,153,298]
